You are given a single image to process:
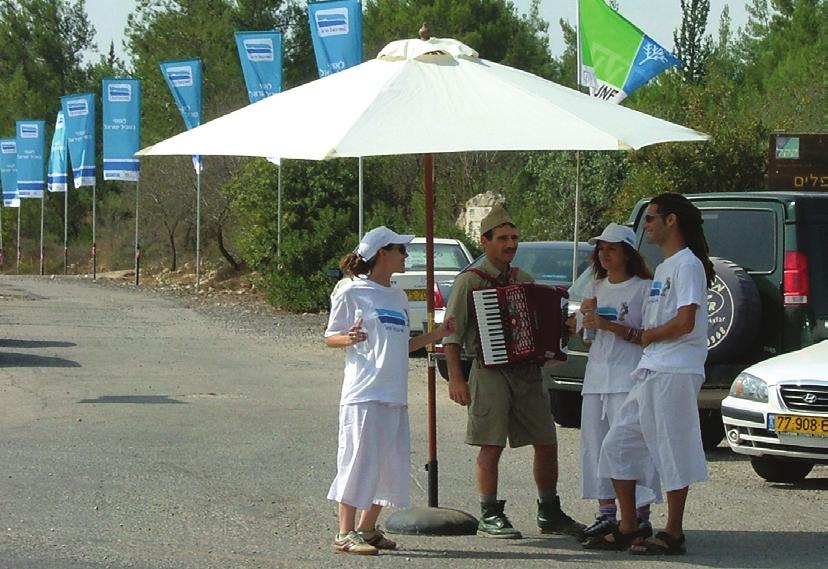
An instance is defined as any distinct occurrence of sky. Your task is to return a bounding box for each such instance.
[84,0,750,64]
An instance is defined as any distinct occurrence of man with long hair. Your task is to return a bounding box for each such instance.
[592,193,714,555]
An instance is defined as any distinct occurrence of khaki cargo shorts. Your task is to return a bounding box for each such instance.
[465,361,557,448]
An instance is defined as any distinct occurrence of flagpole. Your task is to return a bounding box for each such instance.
[134,178,141,286]
[92,183,97,280]
[277,161,282,262]
[572,0,582,284]
[17,205,21,274]
[0,204,4,268]
[64,186,68,275]
[358,156,364,237]
[195,164,201,291]
[39,193,44,275]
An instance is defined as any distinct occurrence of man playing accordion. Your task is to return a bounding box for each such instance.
[444,204,585,540]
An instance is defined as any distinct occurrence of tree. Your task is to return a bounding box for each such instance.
[673,0,713,83]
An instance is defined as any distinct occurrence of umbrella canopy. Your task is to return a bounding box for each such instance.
[138,37,707,160]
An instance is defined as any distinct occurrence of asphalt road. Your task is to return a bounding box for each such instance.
[1,275,825,569]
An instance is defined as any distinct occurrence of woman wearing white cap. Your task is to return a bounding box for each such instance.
[323,226,455,555]
[575,223,661,550]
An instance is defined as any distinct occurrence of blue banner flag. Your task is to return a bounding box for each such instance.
[47,111,68,192]
[60,93,97,187]
[103,78,142,181]
[15,120,46,198]
[160,59,202,130]
[0,139,20,207]
[307,0,363,77]
[235,31,283,103]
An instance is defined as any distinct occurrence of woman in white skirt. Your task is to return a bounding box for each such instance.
[324,226,455,555]
[572,223,662,549]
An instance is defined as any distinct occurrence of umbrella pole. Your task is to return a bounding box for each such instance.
[572,151,581,283]
[424,153,438,507]
[384,151,476,537]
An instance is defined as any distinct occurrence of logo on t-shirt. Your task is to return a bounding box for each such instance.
[649,281,663,297]
[661,277,672,296]
[377,308,407,327]
[618,302,630,322]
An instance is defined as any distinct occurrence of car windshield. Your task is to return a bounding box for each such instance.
[405,243,470,272]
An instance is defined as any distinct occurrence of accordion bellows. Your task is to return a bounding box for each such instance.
[472,283,569,367]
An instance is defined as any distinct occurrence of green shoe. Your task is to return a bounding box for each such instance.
[537,497,587,537]
[477,500,522,539]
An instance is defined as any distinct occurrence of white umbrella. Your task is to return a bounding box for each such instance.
[138,35,707,529]
[139,37,706,160]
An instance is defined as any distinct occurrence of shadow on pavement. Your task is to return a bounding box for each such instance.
[0,352,80,367]
[0,339,77,348]
[398,530,827,566]
[78,395,187,404]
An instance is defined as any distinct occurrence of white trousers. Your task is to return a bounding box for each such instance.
[327,402,410,510]
[581,393,662,507]
[598,371,708,492]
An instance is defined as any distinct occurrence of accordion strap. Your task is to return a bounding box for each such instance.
[466,267,519,286]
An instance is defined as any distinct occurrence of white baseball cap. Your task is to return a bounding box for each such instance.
[588,222,636,247]
[356,226,415,261]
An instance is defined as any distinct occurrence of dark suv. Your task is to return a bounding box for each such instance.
[546,192,828,450]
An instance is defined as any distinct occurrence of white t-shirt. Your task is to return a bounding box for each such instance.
[325,278,411,406]
[636,248,708,376]
[582,276,651,394]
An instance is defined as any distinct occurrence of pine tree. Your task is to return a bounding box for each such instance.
[673,0,713,83]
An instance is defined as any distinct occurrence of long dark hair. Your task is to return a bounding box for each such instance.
[591,241,653,281]
[649,192,715,288]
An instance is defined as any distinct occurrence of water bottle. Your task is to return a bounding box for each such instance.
[352,308,370,355]
[582,309,597,343]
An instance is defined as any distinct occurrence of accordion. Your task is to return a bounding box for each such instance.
[471,283,569,367]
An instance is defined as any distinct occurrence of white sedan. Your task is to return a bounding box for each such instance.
[721,340,828,482]
[390,237,473,334]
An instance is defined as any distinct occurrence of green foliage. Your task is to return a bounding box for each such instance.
[673,0,713,83]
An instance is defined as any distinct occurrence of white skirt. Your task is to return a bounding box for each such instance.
[581,393,662,506]
[327,401,410,510]
[598,371,708,492]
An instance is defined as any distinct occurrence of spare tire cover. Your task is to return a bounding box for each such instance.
[706,257,762,364]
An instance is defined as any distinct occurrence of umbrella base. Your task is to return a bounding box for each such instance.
[384,506,478,536]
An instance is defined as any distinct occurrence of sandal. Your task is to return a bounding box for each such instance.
[582,525,645,551]
[629,531,687,556]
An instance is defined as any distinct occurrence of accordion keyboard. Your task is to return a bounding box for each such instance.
[472,289,509,365]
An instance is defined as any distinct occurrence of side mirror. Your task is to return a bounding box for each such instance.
[325,267,343,280]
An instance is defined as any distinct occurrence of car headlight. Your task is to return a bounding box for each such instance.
[729,372,769,402]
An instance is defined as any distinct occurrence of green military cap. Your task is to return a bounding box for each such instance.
[480,203,514,236]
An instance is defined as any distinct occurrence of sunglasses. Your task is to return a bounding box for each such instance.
[644,213,665,223]
[386,244,407,254]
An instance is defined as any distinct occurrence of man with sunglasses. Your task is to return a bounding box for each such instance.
[443,204,585,540]
[594,192,715,555]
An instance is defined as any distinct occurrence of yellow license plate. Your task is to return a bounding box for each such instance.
[405,289,427,301]
[772,414,828,437]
